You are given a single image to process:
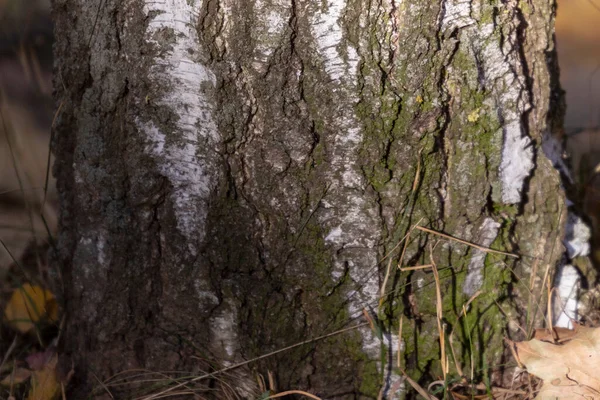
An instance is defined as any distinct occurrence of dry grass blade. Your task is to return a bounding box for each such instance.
[362,308,375,332]
[92,371,114,399]
[139,323,369,400]
[459,290,482,318]
[268,390,321,399]
[401,370,438,400]
[448,332,464,378]
[429,249,447,380]
[42,100,63,211]
[378,256,394,310]
[399,264,433,271]
[415,226,518,258]
[397,315,403,369]
[379,223,420,310]
[267,371,276,393]
[546,276,554,333]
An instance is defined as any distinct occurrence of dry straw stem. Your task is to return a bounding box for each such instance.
[378,157,422,309]
[398,264,433,271]
[378,219,424,310]
[414,226,518,258]
[139,322,369,400]
[429,248,447,380]
[400,369,438,400]
[397,315,403,370]
[459,290,482,318]
[267,390,321,399]
[447,332,464,378]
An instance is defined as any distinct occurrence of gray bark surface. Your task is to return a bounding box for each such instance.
[52,0,565,398]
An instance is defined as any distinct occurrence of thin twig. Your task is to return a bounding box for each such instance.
[399,264,433,271]
[415,225,518,258]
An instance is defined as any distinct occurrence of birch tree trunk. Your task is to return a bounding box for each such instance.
[52,0,566,398]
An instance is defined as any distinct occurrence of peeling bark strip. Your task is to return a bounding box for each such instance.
[53,0,565,398]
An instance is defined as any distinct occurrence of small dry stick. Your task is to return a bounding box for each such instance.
[399,264,433,272]
[415,226,518,258]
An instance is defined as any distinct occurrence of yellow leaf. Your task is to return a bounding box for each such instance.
[28,353,59,400]
[0,367,31,387]
[513,325,600,399]
[4,284,58,334]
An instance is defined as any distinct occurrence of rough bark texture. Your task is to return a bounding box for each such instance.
[52,0,565,398]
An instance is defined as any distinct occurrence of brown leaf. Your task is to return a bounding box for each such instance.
[514,325,600,399]
[4,284,58,334]
[27,352,59,400]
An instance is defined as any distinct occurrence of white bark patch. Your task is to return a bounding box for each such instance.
[310,0,359,82]
[463,217,501,296]
[210,303,238,361]
[97,233,108,266]
[499,122,534,203]
[141,0,219,247]
[441,0,474,29]
[442,1,534,204]
[542,131,572,183]
[564,212,591,259]
[554,264,580,329]
[308,1,401,385]
[324,226,343,243]
[253,0,289,69]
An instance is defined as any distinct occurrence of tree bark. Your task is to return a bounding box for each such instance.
[52,0,565,398]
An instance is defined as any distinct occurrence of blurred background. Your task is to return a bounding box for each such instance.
[556,0,600,130]
[0,0,56,279]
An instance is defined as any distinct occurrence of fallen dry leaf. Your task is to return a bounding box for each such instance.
[513,324,600,399]
[27,351,59,400]
[4,284,58,334]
